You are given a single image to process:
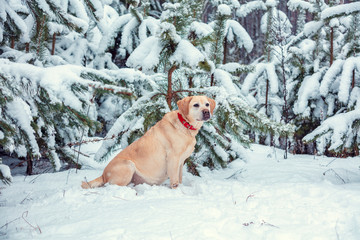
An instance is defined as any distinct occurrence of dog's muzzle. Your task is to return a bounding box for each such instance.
[202,109,211,121]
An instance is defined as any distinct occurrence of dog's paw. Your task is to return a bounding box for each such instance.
[171,183,179,189]
[81,181,91,189]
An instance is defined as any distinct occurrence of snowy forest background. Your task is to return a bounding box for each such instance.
[0,0,359,182]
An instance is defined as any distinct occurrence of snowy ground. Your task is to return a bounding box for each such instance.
[1,144,360,240]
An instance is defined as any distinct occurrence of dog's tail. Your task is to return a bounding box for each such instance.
[81,176,104,189]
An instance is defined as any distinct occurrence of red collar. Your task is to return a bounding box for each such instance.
[177,113,197,130]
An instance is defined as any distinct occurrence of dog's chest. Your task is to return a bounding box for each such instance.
[179,138,196,161]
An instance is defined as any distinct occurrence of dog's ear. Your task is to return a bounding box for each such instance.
[207,97,216,115]
[177,96,193,116]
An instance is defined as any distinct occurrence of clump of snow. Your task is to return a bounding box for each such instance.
[320,59,344,97]
[329,18,339,28]
[321,2,360,20]
[303,21,324,37]
[97,14,132,54]
[138,17,159,42]
[158,22,181,43]
[236,1,266,18]
[160,2,182,21]
[265,0,277,8]
[225,20,253,53]
[288,0,315,12]
[298,39,316,54]
[6,97,40,157]
[339,57,360,104]
[3,0,30,43]
[294,72,321,117]
[0,163,12,183]
[126,36,162,71]
[217,4,231,16]
[261,8,292,36]
[304,110,360,151]
[169,40,205,67]
[213,69,237,95]
[242,63,279,95]
[189,21,213,39]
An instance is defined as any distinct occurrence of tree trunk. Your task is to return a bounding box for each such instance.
[330,27,334,66]
[265,78,269,116]
[188,76,193,89]
[223,36,227,64]
[352,69,355,89]
[51,33,56,55]
[210,73,215,86]
[25,43,29,52]
[26,155,33,175]
[11,37,15,49]
[167,65,177,110]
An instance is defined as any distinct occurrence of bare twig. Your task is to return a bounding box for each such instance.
[246,193,256,203]
[72,149,90,158]
[261,220,279,228]
[112,196,129,201]
[323,169,346,184]
[320,158,337,167]
[261,220,280,228]
[10,160,27,170]
[22,211,42,234]
[88,84,132,96]
[20,193,32,204]
[28,168,52,184]
[66,133,124,148]
[84,191,100,196]
[0,217,21,230]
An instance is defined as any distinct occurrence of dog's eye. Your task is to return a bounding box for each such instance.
[193,104,199,107]
[205,103,210,107]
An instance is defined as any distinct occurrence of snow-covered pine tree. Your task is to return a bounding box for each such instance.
[95,0,213,164]
[94,0,160,69]
[288,0,315,35]
[0,59,134,174]
[240,0,293,151]
[299,1,360,156]
[0,0,109,68]
[95,1,294,169]
[0,0,31,49]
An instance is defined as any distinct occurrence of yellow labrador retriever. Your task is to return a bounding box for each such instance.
[82,95,216,189]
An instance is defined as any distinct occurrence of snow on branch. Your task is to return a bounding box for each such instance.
[225,20,253,53]
[126,36,162,71]
[321,2,360,20]
[320,56,360,104]
[303,109,360,152]
[320,59,344,97]
[339,57,360,104]
[287,0,315,12]
[303,21,323,37]
[242,63,279,95]
[0,59,141,167]
[294,71,322,117]
[169,39,206,67]
[236,1,266,18]
[3,0,30,43]
[97,14,132,54]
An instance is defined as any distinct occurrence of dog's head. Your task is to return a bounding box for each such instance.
[177,96,216,123]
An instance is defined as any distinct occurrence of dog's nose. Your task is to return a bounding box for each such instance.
[202,109,210,121]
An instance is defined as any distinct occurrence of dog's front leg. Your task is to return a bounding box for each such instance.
[167,156,181,189]
[179,162,184,184]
